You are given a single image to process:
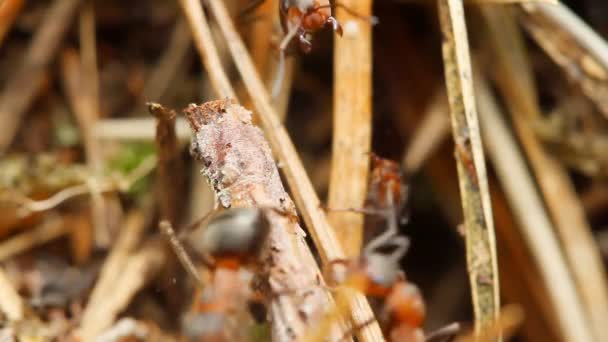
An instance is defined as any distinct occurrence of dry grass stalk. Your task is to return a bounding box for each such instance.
[437,0,500,335]
[249,0,278,82]
[185,100,344,341]
[455,305,524,342]
[0,214,67,262]
[0,0,24,47]
[182,0,384,339]
[521,2,608,70]
[0,0,81,153]
[141,18,191,104]
[0,267,23,322]
[3,156,156,216]
[401,91,451,175]
[328,0,374,256]
[94,117,191,142]
[177,0,235,99]
[474,72,594,342]
[149,103,185,225]
[61,48,109,248]
[79,209,149,339]
[519,4,608,118]
[78,240,166,340]
[481,7,607,341]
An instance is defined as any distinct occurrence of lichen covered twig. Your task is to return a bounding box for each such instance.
[185,100,345,341]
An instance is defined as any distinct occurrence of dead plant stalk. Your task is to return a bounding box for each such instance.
[437,0,500,335]
[474,71,595,342]
[481,6,606,341]
[329,0,373,256]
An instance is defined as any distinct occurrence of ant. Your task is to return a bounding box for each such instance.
[159,207,271,341]
[323,154,462,341]
[255,0,378,96]
[325,184,424,341]
[327,154,409,243]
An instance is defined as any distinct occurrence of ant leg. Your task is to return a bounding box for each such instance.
[298,33,312,53]
[425,322,461,342]
[323,205,387,217]
[271,50,286,99]
[271,21,301,99]
[177,208,221,240]
[327,17,343,36]
[159,220,205,287]
[363,187,399,255]
[386,236,410,263]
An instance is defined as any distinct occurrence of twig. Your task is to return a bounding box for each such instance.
[149,103,184,225]
[185,101,347,341]
[481,7,607,341]
[328,0,374,256]
[0,0,24,47]
[474,71,594,342]
[0,214,67,261]
[181,0,384,339]
[437,0,500,335]
[158,220,203,286]
[79,0,99,125]
[78,209,152,340]
[0,267,24,322]
[0,0,81,153]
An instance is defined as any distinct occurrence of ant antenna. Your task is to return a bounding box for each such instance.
[317,3,379,25]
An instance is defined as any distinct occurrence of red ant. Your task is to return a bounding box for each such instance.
[328,154,409,243]
[324,221,426,341]
[268,0,377,96]
[325,155,460,341]
[160,207,271,341]
[322,154,425,341]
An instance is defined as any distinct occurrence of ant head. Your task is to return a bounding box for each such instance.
[301,10,328,32]
[190,207,270,264]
